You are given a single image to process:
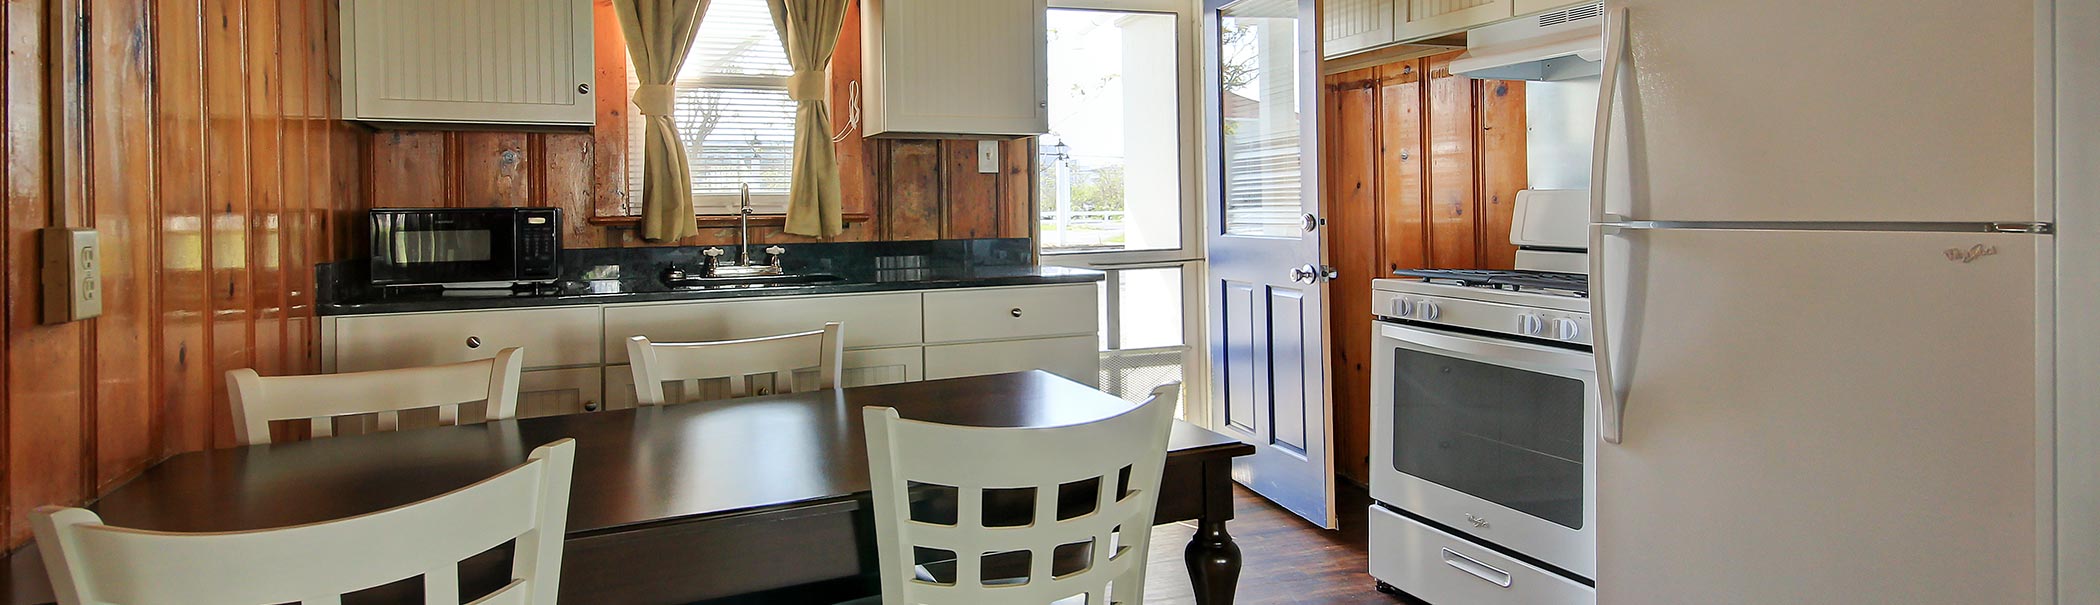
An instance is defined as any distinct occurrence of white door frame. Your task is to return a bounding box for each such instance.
[1039,0,1213,427]
[2050,0,2097,602]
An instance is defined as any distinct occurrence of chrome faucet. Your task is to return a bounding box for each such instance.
[700,183,785,278]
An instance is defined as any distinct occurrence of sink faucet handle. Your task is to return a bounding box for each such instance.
[764,246,786,255]
[702,247,726,259]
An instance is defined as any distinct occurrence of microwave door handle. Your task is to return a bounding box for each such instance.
[1590,8,1631,444]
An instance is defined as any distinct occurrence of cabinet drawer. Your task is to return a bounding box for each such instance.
[922,284,1098,344]
[1369,505,1594,605]
[605,293,923,363]
[333,307,602,373]
[924,336,1099,387]
[518,367,604,419]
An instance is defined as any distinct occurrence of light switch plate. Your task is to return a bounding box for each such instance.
[977,140,1000,174]
[41,227,102,324]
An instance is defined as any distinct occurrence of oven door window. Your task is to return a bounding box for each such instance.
[1391,347,1586,529]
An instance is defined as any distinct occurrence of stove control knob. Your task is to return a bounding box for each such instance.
[1553,318,1581,341]
[1392,298,1415,318]
[1517,314,1544,336]
[1418,300,1441,321]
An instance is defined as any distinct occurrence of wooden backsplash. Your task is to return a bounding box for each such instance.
[1324,53,1528,485]
[363,0,1035,248]
[0,0,365,547]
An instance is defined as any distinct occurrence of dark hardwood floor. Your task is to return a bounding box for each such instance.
[1145,482,1412,605]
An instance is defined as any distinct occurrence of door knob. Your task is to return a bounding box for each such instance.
[1289,264,1337,284]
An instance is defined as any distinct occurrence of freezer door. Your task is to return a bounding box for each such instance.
[1595,229,2044,604]
[1596,0,2039,223]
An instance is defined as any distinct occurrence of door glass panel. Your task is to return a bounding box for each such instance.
[1041,9,1183,254]
[1218,0,1303,237]
[1390,346,1586,529]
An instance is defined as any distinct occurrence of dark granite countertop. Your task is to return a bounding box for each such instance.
[316,239,1103,316]
[317,265,1102,316]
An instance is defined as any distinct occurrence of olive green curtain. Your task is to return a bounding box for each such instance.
[768,0,849,237]
[612,0,710,242]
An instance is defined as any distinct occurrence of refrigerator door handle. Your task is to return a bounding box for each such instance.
[1590,8,1631,444]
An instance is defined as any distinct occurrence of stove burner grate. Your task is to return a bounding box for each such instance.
[1391,269,1590,296]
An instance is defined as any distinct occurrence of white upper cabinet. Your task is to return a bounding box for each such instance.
[1393,0,1512,42]
[861,0,1049,137]
[1323,0,1398,58]
[340,0,596,126]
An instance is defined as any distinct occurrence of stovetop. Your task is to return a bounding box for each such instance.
[1390,269,1589,297]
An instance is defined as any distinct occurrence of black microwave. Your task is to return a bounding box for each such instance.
[369,208,562,285]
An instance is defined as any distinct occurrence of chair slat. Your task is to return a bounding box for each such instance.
[424,564,459,605]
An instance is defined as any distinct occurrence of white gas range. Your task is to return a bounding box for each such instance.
[1367,189,1598,605]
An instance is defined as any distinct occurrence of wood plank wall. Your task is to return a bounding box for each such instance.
[1324,52,1526,485]
[0,0,364,547]
[363,0,1035,248]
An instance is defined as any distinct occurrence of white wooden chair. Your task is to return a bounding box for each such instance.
[626,322,843,405]
[30,438,577,605]
[859,382,1182,605]
[226,347,525,446]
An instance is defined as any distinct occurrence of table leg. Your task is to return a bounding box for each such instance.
[1183,517,1241,605]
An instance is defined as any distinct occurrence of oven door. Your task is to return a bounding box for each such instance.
[1370,319,1597,580]
[370,210,521,285]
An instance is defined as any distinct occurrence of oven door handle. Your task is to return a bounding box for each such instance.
[1377,323,1592,373]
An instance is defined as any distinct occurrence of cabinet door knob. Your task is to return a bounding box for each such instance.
[466,336,483,349]
[1010,308,1024,318]
[577,83,591,95]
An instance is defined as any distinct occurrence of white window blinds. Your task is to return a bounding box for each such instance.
[625,0,797,215]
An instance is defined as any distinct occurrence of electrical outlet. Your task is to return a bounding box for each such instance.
[41,228,102,324]
[977,140,1000,174]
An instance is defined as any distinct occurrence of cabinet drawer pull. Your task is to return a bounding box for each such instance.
[466,336,483,349]
[1010,308,1024,318]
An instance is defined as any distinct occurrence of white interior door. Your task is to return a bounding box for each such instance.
[1201,0,1335,528]
[1595,228,2048,604]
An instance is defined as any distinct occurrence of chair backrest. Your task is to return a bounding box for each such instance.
[626,322,843,405]
[863,382,1181,605]
[227,347,525,446]
[31,438,576,605]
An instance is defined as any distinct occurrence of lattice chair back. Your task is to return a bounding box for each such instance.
[863,383,1182,605]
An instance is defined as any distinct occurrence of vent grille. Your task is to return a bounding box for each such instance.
[1538,2,1604,27]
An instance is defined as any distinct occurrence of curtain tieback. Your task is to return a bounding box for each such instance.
[632,84,677,116]
[786,71,827,102]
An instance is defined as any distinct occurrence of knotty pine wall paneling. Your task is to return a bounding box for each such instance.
[1323,51,1527,484]
[0,0,366,547]
[363,0,1033,249]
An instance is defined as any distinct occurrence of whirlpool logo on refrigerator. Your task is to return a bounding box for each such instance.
[1945,244,1999,264]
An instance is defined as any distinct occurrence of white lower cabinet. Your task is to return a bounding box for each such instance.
[324,283,1102,416]
[925,335,1099,387]
[518,367,604,418]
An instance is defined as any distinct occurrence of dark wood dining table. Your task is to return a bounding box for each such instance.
[0,371,1254,605]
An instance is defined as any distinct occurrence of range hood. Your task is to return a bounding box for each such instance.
[1450,3,1605,81]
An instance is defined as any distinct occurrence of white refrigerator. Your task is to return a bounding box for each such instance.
[1588,1,2054,604]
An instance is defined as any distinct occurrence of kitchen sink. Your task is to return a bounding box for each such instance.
[664,273,845,290]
